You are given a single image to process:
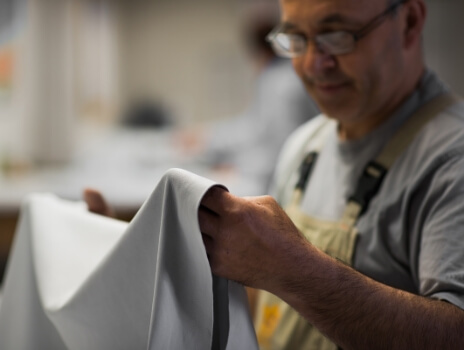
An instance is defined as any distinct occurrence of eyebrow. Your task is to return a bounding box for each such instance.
[320,14,360,25]
[281,14,363,32]
[280,22,300,31]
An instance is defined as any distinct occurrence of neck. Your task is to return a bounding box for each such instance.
[338,114,391,141]
[338,66,425,141]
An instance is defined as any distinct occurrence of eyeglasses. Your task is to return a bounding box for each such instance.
[266,0,407,57]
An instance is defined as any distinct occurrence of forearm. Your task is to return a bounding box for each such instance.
[198,191,464,348]
[275,243,464,350]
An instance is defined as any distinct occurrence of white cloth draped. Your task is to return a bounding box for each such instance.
[0,168,258,350]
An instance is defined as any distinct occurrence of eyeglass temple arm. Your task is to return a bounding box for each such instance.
[354,0,407,41]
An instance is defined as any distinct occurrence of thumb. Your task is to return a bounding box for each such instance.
[83,188,116,218]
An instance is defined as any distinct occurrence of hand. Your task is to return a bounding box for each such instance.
[200,191,464,350]
[198,186,309,293]
[83,188,115,218]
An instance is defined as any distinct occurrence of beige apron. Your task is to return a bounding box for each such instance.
[254,93,458,350]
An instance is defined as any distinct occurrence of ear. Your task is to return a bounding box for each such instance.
[402,0,427,50]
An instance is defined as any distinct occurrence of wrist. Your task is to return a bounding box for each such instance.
[269,240,332,307]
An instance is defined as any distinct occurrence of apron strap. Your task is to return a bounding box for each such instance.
[292,118,332,193]
[347,92,460,218]
[295,152,318,192]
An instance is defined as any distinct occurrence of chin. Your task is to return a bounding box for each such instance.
[309,87,357,114]
[317,100,360,122]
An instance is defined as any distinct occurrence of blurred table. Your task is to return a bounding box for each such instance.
[0,126,265,282]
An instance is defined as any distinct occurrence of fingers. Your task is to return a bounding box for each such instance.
[200,185,231,215]
[83,188,115,218]
[198,204,219,239]
[199,190,227,276]
[201,233,214,254]
[202,233,222,277]
[199,210,218,267]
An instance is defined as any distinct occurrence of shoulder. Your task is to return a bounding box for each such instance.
[404,99,464,173]
[375,99,464,216]
[406,102,464,306]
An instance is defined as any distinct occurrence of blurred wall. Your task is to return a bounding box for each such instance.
[0,0,75,167]
[75,0,120,124]
[0,0,463,168]
[424,0,464,95]
[115,0,255,125]
[114,0,464,125]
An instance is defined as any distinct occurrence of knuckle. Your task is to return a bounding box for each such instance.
[262,195,278,207]
[228,202,244,221]
[262,195,274,202]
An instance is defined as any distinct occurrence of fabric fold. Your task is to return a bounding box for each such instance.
[0,168,258,350]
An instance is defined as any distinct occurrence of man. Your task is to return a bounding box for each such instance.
[198,0,464,349]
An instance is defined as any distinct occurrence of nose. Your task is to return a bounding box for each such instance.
[298,41,337,75]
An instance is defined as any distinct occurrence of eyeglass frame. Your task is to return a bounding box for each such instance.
[266,0,408,57]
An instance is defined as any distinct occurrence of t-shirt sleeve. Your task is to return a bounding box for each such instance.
[416,153,464,309]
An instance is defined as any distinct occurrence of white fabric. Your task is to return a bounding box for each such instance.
[0,168,258,350]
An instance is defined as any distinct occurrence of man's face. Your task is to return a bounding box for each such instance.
[281,0,410,129]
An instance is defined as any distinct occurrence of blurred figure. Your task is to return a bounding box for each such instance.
[179,1,318,193]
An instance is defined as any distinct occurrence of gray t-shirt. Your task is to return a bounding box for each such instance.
[271,70,464,309]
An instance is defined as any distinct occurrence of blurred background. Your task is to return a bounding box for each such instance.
[0,0,463,280]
